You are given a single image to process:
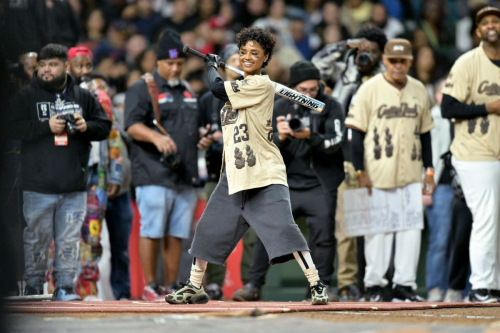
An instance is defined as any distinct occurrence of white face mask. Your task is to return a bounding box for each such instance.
[167,79,180,87]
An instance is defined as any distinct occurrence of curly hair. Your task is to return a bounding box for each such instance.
[236,27,276,68]
[355,26,388,53]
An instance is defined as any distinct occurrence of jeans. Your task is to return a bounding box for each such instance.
[23,191,86,288]
[425,184,454,291]
[105,191,133,299]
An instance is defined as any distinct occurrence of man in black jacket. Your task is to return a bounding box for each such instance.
[125,29,209,300]
[8,44,111,301]
[232,60,345,301]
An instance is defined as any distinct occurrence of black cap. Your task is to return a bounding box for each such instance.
[288,60,320,87]
[157,28,186,60]
[219,44,239,63]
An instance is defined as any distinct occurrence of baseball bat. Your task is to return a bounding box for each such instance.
[182,45,325,113]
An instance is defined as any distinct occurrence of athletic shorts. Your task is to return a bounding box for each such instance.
[136,185,197,239]
[189,174,309,265]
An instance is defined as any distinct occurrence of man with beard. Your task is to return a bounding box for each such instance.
[125,29,207,301]
[7,44,111,301]
[66,46,124,300]
[441,6,500,303]
[312,26,387,302]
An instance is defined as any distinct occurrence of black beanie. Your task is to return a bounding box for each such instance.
[219,44,239,63]
[288,60,321,87]
[157,28,186,60]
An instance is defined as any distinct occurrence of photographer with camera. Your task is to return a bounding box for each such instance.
[312,26,388,301]
[232,60,345,301]
[7,43,111,301]
[125,29,211,301]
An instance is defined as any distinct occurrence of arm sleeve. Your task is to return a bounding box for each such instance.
[79,93,111,141]
[420,131,433,169]
[224,76,270,110]
[7,92,53,141]
[441,94,488,119]
[419,95,435,133]
[351,128,365,171]
[307,100,345,154]
[207,66,229,101]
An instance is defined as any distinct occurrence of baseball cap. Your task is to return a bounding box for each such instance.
[475,6,500,25]
[384,38,413,60]
[68,47,93,61]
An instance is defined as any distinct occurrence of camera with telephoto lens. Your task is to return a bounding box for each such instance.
[160,152,181,170]
[356,51,374,67]
[287,117,305,132]
[57,114,78,134]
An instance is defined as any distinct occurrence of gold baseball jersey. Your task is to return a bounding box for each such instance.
[221,74,287,195]
[345,73,434,189]
[441,46,500,161]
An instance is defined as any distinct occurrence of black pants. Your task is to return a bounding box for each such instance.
[105,191,133,299]
[447,197,473,290]
[249,186,337,287]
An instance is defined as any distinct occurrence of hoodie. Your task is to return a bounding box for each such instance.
[8,73,111,194]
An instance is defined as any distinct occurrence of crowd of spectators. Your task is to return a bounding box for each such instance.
[2,0,500,302]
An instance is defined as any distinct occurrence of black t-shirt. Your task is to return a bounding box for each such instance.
[124,70,200,189]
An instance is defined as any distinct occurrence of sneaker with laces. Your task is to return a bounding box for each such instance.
[142,283,166,301]
[364,286,383,302]
[206,283,223,300]
[443,289,463,302]
[469,289,498,303]
[232,282,261,302]
[311,280,329,305]
[392,285,424,302]
[339,284,361,302]
[165,280,209,304]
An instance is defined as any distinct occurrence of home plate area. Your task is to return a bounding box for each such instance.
[6,300,500,333]
[6,300,500,314]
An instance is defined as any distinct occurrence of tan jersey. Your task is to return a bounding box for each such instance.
[345,73,434,189]
[221,75,287,195]
[441,46,500,161]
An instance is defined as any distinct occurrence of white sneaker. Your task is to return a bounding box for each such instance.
[443,289,463,302]
[427,288,444,302]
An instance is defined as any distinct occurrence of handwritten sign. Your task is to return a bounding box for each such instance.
[342,183,424,237]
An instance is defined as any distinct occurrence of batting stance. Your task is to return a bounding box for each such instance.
[345,39,435,302]
[441,6,500,303]
[166,27,329,305]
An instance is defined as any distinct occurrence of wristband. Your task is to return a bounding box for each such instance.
[425,168,435,177]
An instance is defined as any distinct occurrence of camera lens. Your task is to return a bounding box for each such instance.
[357,52,373,67]
[288,118,303,132]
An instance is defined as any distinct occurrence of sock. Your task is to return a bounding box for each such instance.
[293,251,320,286]
[303,266,320,287]
[189,258,207,288]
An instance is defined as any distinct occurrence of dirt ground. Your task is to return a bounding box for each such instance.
[26,306,500,326]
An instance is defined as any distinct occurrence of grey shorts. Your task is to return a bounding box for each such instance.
[189,174,309,265]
